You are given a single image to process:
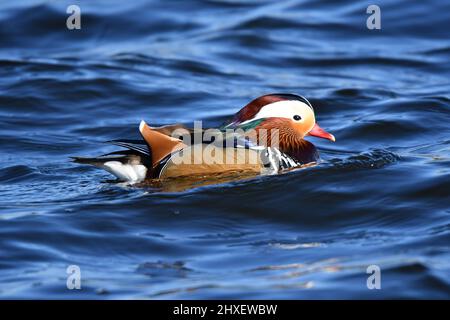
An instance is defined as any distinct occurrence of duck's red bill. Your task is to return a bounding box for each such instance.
[308,123,335,142]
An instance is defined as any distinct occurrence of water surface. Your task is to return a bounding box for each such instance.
[0,0,449,299]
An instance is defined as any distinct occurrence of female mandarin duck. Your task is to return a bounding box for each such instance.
[74,94,335,183]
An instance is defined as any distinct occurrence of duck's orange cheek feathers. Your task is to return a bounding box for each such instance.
[292,119,315,138]
[255,118,311,143]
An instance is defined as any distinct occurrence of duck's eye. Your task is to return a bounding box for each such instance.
[293,115,302,121]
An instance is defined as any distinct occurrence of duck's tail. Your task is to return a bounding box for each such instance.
[72,140,152,183]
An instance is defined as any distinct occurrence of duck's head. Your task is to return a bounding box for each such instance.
[228,94,335,148]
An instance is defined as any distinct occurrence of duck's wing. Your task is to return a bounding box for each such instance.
[107,139,151,156]
[145,121,262,151]
[149,123,195,136]
[139,121,187,167]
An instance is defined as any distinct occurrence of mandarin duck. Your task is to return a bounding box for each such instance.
[73,94,335,183]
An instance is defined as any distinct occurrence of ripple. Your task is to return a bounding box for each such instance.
[137,261,193,278]
[0,165,37,183]
[0,0,449,299]
[329,149,400,170]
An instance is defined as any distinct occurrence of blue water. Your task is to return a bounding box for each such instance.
[0,0,449,299]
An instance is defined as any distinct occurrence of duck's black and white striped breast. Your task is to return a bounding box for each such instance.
[260,145,319,173]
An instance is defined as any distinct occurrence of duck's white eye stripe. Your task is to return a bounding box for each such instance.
[250,100,315,122]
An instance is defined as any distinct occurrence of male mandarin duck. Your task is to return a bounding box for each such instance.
[73,94,335,183]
